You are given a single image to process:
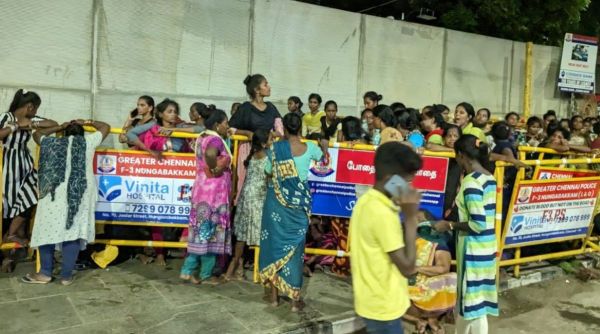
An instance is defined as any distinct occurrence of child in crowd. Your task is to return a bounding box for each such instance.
[302,93,325,139]
[224,129,271,281]
[303,217,335,277]
[350,142,422,334]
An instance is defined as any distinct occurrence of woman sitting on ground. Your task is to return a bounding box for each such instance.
[404,211,457,334]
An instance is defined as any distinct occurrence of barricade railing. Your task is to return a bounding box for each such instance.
[496,157,600,277]
[4,125,600,283]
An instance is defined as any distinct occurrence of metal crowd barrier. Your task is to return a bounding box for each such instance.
[3,127,600,283]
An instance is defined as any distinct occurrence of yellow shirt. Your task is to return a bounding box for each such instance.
[349,189,409,321]
[462,122,488,144]
[302,111,325,136]
[380,127,404,144]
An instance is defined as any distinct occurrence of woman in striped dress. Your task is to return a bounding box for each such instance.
[1,90,58,254]
[434,134,498,334]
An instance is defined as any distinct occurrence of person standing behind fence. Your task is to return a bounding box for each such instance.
[22,119,110,285]
[189,102,214,130]
[1,90,58,255]
[287,96,304,118]
[118,96,155,144]
[259,113,323,312]
[434,135,498,334]
[320,100,342,143]
[421,109,445,146]
[302,93,325,140]
[127,98,203,266]
[349,142,423,334]
[224,129,271,281]
[373,105,403,145]
[229,74,283,204]
[363,91,382,111]
[454,102,487,145]
[180,110,232,284]
[127,98,203,158]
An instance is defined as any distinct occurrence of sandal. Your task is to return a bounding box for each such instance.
[136,254,154,265]
[201,277,222,286]
[179,274,201,285]
[21,273,52,284]
[416,320,428,334]
[61,277,75,286]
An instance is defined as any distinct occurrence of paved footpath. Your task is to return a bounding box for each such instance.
[0,259,354,333]
[1,259,600,333]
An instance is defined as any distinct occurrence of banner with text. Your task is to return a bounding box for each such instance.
[504,178,600,248]
[94,150,196,224]
[534,166,599,180]
[558,33,598,94]
[308,148,449,219]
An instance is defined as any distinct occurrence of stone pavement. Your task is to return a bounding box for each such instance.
[0,259,354,334]
[3,258,600,333]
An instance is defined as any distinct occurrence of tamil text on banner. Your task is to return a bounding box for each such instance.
[504,178,600,248]
[308,148,448,219]
[557,33,598,94]
[534,166,599,180]
[94,150,195,224]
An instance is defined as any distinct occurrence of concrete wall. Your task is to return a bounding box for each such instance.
[0,0,570,128]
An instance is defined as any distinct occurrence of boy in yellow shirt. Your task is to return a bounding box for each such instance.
[349,142,422,334]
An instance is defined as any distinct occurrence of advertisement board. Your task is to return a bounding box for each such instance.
[94,150,195,224]
[557,33,598,94]
[504,178,600,247]
[309,148,449,219]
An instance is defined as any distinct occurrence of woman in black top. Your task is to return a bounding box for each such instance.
[229,74,283,204]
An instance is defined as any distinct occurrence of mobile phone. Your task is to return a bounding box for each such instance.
[384,174,409,198]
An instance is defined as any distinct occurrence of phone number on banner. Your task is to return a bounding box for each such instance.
[96,203,191,224]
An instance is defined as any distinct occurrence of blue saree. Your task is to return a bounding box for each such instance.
[259,141,312,301]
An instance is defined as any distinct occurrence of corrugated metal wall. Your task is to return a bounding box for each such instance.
[0,0,568,128]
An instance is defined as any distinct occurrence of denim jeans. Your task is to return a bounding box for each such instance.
[363,317,404,334]
[39,240,81,279]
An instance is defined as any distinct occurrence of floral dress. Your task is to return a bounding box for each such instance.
[233,156,268,246]
[187,134,232,255]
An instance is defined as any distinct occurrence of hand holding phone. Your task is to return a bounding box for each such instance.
[385,175,421,224]
[384,175,409,198]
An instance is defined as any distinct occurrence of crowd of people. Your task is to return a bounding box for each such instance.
[1,74,599,334]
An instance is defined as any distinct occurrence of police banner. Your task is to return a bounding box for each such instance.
[504,178,600,248]
[308,148,449,219]
[534,166,599,180]
[94,150,195,224]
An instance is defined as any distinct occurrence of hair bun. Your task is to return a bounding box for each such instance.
[243,75,252,86]
[377,94,383,101]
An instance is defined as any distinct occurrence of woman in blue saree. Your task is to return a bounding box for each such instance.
[259,113,323,312]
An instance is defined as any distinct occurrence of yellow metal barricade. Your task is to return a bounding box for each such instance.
[496,157,600,277]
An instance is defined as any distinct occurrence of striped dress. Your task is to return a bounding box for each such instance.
[1,112,38,219]
[455,172,499,320]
